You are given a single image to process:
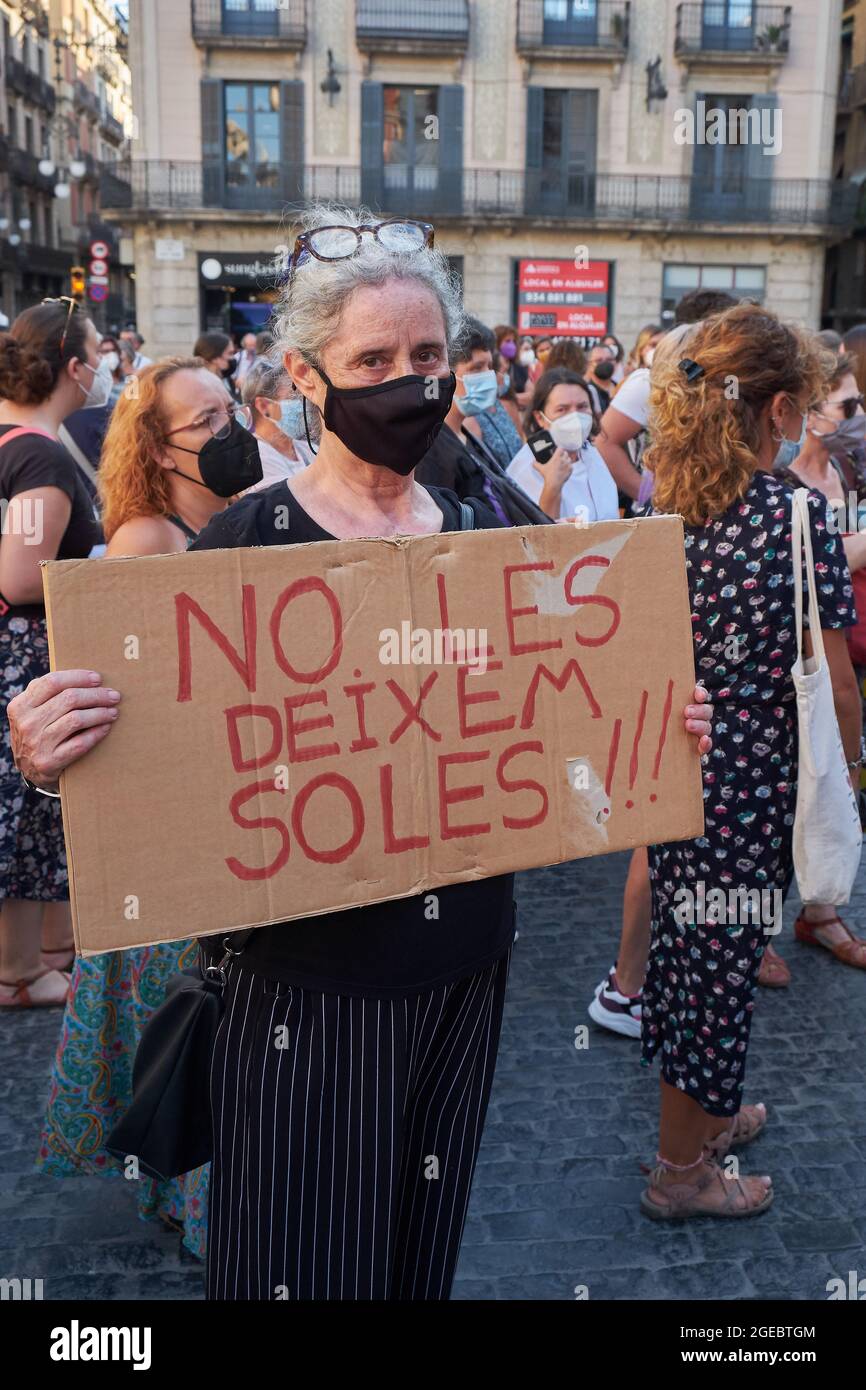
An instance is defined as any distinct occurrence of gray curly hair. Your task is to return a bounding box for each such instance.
[271,203,466,367]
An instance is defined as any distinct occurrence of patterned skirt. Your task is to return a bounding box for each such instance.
[36,941,208,1260]
[0,613,68,901]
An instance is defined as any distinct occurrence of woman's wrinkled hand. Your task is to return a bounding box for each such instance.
[8,670,121,790]
[683,684,713,756]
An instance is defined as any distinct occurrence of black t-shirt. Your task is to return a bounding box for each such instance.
[0,424,103,619]
[415,423,489,500]
[191,481,516,997]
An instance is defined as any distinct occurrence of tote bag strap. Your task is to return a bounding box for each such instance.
[792,487,827,668]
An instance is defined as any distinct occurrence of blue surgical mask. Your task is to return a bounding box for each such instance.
[774,410,807,469]
[277,397,306,439]
[456,369,499,416]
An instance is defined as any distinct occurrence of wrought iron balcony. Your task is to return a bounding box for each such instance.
[839,63,866,113]
[191,0,306,48]
[9,147,56,193]
[4,55,52,109]
[356,0,470,55]
[98,160,858,233]
[517,0,630,56]
[73,79,101,120]
[675,3,791,60]
[100,109,126,144]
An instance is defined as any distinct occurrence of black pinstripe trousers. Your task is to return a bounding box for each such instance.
[206,950,511,1301]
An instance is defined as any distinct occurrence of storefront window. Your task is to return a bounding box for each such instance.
[661,263,766,321]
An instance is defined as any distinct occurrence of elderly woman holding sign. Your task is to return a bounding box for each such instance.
[8,205,713,1301]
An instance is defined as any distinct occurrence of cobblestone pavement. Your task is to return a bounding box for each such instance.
[2,851,865,1301]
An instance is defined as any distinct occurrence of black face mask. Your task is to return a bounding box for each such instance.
[315,367,456,475]
[170,417,263,497]
[593,361,615,381]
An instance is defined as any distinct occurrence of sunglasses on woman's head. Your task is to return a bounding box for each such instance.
[41,295,80,357]
[286,219,434,279]
[814,393,865,422]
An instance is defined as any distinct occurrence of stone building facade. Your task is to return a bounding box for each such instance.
[107,0,852,358]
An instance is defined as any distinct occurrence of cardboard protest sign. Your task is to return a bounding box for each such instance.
[43,517,703,955]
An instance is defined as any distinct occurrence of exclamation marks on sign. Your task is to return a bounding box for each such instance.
[650,679,675,804]
[604,718,622,799]
[607,678,675,810]
[625,689,648,809]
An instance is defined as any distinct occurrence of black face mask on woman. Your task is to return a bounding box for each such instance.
[170,417,263,497]
[314,367,456,475]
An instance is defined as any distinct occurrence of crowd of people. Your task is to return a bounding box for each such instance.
[1,204,865,1294]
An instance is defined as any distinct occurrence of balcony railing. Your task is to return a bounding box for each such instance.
[356,0,470,53]
[191,0,307,47]
[675,3,791,58]
[100,109,126,144]
[4,55,54,111]
[74,79,101,119]
[99,160,858,231]
[839,63,866,112]
[9,147,56,193]
[517,0,630,54]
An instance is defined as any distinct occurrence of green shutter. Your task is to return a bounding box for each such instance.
[361,81,384,213]
[745,93,775,217]
[280,80,305,207]
[200,78,224,208]
[524,86,545,213]
[438,85,464,214]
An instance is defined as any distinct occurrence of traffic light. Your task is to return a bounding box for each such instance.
[70,266,86,300]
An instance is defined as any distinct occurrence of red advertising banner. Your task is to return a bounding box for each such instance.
[517,259,611,343]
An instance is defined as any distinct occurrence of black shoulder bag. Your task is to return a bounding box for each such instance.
[105,929,254,1181]
[105,500,479,1182]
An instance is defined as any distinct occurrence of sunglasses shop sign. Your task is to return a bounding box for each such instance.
[43,520,702,954]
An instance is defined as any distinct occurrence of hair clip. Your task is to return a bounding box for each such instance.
[678,358,705,382]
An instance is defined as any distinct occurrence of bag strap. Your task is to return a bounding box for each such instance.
[0,425,57,450]
[57,423,98,486]
[792,487,826,668]
[458,500,476,531]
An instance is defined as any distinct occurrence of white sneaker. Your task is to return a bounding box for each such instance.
[588,965,642,1039]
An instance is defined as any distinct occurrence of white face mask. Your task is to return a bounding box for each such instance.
[519,348,536,366]
[101,351,119,374]
[543,408,593,453]
[78,356,114,409]
[643,348,656,368]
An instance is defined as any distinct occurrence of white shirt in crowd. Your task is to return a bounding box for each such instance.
[242,435,315,494]
[609,366,651,429]
[506,439,619,523]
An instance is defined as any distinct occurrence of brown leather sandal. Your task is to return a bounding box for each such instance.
[757,942,791,988]
[705,1102,767,1159]
[0,970,71,1008]
[40,947,75,973]
[794,912,866,970]
[641,1159,773,1220]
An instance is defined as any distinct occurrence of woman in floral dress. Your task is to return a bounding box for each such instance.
[639,304,862,1219]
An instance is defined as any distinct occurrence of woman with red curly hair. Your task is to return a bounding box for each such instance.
[641,303,862,1219]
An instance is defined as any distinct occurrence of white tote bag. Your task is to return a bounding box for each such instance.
[791,488,862,904]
